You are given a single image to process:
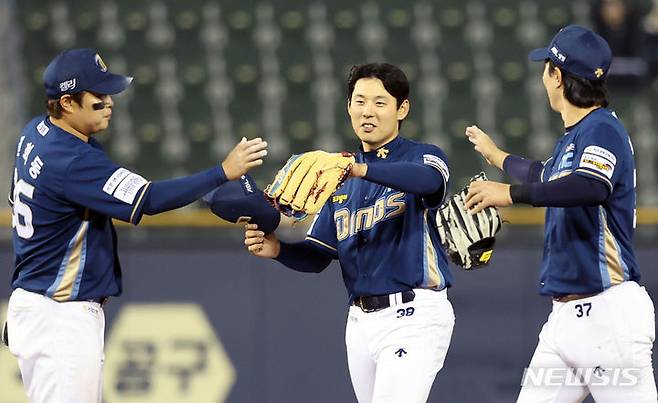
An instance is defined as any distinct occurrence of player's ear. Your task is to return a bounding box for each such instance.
[553,67,564,88]
[397,99,410,121]
[58,95,76,113]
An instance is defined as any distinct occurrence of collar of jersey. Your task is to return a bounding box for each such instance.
[358,135,403,161]
[563,107,604,133]
[42,115,102,149]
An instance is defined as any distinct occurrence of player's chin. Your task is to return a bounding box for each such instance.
[355,127,376,141]
[92,120,110,133]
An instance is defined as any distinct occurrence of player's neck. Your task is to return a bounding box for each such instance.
[560,104,600,128]
[50,116,90,143]
[361,132,398,152]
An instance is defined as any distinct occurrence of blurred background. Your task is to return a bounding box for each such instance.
[0,0,657,402]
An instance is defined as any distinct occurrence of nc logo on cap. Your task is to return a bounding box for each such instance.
[95,54,108,72]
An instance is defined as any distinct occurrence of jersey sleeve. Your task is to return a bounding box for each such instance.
[305,203,338,256]
[64,148,151,224]
[413,144,450,208]
[572,124,627,191]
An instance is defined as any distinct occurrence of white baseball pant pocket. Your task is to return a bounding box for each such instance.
[7,288,106,403]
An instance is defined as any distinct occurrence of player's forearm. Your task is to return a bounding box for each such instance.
[274,240,333,273]
[141,166,228,215]
[358,162,444,195]
[510,174,609,207]
[503,155,544,183]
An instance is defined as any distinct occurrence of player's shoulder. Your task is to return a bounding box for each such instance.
[27,117,109,172]
[576,108,630,149]
[581,108,627,135]
[399,136,448,159]
[20,115,48,137]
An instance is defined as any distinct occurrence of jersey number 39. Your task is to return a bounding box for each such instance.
[12,179,35,239]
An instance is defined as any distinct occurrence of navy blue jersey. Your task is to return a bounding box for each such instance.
[307,136,452,301]
[9,116,151,301]
[539,108,639,296]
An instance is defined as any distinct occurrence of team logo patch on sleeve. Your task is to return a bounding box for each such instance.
[579,145,616,179]
[423,154,450,181]
[103,168,148,204]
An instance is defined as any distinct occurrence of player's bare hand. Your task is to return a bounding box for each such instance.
[465,125,509,170]
[244,223,280,258]
[222,137,268,180]
[349,163,368,178]
[465,181,512,214]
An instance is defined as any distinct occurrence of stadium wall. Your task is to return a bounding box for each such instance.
[1,227,656,403]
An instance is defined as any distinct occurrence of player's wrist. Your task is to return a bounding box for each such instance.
[221,161,237,181]
[351,163,367,178]
[504,183,513,205]
[272,238,281,258]
[494,150,509,170]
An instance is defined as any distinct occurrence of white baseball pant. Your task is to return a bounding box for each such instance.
[346,288,455,403]
[517,281,657,403]
[6,288,105,403]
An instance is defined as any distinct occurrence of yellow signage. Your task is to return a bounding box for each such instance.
[104,304,235,403]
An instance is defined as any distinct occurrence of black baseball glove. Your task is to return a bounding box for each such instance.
[435,172,503,269]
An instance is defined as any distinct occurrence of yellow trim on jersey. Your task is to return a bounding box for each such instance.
[601,211,625,286]
[574,168,613,191]
[423,210,441,289]
[548,170,572,181]
[305,236,337,252]
[52,220,89,302]
[130,182,152,224]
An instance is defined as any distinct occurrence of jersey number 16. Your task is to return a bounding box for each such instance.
[12,179,35,239]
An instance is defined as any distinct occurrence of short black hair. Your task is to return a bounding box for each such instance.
[46,92,85,118]
[347,63,409,109]
[547,60,609,108]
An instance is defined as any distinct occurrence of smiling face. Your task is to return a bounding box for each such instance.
[347,77,409,151]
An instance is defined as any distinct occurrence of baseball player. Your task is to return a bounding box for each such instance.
[4,48,267,403]
[245,63,455,403]
[464,26,657,401]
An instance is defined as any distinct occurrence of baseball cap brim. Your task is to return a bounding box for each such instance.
[87,73,134,95]
[528,47,549,62]
[203,177,281,234]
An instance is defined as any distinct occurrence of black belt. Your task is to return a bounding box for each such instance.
[553,292,598,303]
[352,290,415,313]
[90,297,109,306]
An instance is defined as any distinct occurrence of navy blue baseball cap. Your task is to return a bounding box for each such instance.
[43,48,133,99]
[528,25,612,81]
[203,175,281,234]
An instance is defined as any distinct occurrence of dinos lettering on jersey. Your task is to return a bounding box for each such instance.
[334,192,405,241]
